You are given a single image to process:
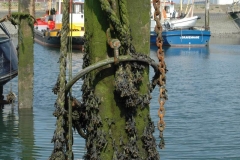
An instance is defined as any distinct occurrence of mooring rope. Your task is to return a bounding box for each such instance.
[68,1,73,158]
[100,0,130,49]
[50,0,69,159]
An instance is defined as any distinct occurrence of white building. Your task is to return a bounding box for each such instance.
[210,0,238,5]
[193,0,238,5]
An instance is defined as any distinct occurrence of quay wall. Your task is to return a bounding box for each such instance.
[177,4,240,37]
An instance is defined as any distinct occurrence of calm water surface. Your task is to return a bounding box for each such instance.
[0,37,240,159]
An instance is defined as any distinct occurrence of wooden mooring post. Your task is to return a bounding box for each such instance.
[82,0,159,159]
[18,0,35,108]
[49,1,165,159]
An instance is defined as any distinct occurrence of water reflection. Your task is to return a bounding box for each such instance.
[163,46,210,57]
[0,107,19,159]
[18,109,35,159]
[1,39,240,159]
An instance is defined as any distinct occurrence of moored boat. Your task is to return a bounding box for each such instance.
[150,0,199,31]
[34,0,85,50]
[150,0,211,47]
[0,22,18,86]
[150,28,211,47]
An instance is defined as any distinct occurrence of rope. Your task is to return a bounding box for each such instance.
[50,0,69,159]
[100,0,130,48]
[68,0,73,158]
[119,0,130,47]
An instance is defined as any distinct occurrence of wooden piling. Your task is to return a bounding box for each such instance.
[84,0,159,159]
[18,0,34,108]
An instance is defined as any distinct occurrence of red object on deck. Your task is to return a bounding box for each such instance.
[48,21,55,30]
[35,18,48,25]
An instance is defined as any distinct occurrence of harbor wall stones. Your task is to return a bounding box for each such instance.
[175,4,240,37]
[195,13,240,37]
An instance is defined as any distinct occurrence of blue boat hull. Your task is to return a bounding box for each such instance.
[151,29,211,47]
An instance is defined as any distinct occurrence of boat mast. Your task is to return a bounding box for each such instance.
[192,0,194,17]
[185,0,190,14]
[58,0,61,14]
[187,0,194,17]
[180,0,182,16]
[160,0,165,23]
[205,0,209,30]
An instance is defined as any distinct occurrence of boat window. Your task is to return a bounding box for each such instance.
[73,3,84,14]
[165,6,170,13]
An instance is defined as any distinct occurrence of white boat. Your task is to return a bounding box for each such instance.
[165,15,200,30]
[151,0,199,31]
[169,1,199,29]
[150,0,211,46]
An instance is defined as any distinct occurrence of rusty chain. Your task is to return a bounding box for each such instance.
[152,0,168,149]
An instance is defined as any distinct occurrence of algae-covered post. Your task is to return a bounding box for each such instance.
[30,0,35,17]
[50,0,164,159]
[82,0,160,159]
[17,0,34,108]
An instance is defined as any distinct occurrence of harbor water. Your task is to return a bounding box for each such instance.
[0,37,240,159]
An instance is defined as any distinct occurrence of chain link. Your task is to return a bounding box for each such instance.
[152,0,168,149]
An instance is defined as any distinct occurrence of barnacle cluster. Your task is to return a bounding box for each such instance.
[122,115,140,159]
[141,116,160,159]
[50,39,161,160]
[52,75,60,94]
[49,120,68,160]
[76,34,109,159]
[82,32,91,69]
[99,0,161,158]
[114,61,151,109]
[115,64,138,98]
[81,78,107,159]
[112,41,161,158]
[50,76,69,159]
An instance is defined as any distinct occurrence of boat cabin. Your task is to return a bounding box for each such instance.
[151,0,179,19]
[54,0,84,28]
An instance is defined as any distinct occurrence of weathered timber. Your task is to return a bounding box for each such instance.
[84,0,159,159]
[18,0,34,108]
